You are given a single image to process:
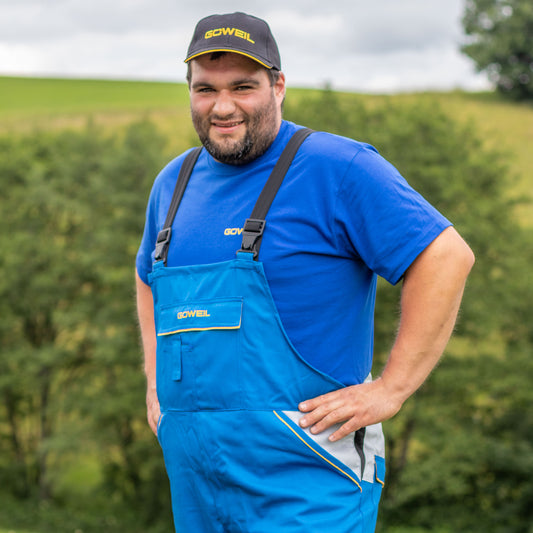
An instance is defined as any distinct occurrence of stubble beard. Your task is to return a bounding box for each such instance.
[191,96,279,166]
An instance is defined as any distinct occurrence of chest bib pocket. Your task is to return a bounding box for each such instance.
[158,297,243,335]
[156,297,244,411]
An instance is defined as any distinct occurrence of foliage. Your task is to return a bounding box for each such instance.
[0,493,171,533]
[461,0,533,100]
[0,120,174,530]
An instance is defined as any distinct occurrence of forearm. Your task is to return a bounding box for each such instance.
[380,227,475,406]
[136,270,160,434]
[136,270,156,382]
[299,227,474,441]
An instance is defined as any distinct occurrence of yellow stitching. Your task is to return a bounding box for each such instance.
[375,474,385,487]
[273,411,362,492]
[157,325,240,336]
[185,49,272,69]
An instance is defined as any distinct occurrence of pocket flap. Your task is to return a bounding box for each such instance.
[157,297,243,336]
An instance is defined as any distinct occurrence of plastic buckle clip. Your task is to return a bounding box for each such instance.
[154,227,172,262]
[238,218,265,259]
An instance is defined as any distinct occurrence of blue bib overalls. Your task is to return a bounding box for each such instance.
[148,131,385,532]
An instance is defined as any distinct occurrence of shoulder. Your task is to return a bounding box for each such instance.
[298,128,383,172]
[291,127,397,192]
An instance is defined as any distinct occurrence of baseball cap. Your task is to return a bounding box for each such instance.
[185,12,281,70]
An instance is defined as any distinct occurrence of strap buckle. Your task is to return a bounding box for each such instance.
[238,218,265,259]
[154,227,172,263]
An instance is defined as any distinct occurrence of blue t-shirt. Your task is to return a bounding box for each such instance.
[136,120,451,386]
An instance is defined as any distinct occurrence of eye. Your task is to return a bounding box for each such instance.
[193,86,215,94]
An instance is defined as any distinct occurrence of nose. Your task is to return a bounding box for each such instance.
[212,89,236,117]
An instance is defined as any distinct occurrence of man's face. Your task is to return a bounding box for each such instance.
[189,53,285,165]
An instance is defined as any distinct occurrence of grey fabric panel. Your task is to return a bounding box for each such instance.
[283,375,385,484]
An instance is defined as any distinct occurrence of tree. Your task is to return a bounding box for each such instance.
[461,0,533,100]
[0,120,174,529]
[0,127,108,500]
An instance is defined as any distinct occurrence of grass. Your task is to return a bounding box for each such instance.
[1,76,189,115]
[0,76,191,137]
[1,75,531,224]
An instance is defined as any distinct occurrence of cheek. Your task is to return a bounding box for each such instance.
[237,95,270,120]
[190,97,212,118]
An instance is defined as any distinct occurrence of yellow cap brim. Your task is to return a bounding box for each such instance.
[184,49,273,69]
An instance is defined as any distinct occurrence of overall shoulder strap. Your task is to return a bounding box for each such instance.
[154,147,202,265]
[239,127,314,259]
[154,128,314,265]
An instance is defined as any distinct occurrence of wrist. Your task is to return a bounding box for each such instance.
[377,371,416,409]
[144,371,157,391]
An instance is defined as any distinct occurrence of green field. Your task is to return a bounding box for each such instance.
[0,76,192,139]
[1,75,531,222]
[0,76,189,116]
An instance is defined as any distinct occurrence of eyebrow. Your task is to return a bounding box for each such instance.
[191,78,262,90]
[230,78,261,87]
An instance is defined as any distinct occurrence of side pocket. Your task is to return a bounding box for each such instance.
[158,334,182,382]
[273,410,362,492]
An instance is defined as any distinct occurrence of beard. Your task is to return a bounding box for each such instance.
[191,94,279,166]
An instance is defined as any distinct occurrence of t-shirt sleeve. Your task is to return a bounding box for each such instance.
[136,185,159,285]
[334,144,452,285]
[135,154,186,285]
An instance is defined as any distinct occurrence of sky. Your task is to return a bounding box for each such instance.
[0,0,491,93]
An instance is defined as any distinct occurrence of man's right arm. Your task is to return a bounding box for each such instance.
[135,270,160,435]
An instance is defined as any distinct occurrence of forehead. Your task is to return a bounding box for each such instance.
[189,52,269,84]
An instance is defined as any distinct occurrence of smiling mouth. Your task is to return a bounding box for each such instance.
[211,119,245,133]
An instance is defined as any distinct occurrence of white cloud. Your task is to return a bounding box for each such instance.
[0,0,491,92]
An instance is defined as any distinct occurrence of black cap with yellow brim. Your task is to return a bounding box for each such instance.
[185,12,281,70]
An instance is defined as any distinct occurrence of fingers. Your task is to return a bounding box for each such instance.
[297,380,396,442]
[147,407,159,436]
[146,391,161,436]
[299,393,348,431]
[299,389,362,442]
[328,418,362,442]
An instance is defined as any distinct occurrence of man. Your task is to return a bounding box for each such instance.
[136,12,474,533]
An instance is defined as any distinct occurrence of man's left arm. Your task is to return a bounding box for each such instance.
[298,226,475,442]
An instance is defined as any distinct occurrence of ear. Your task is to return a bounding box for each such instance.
[274,71,286,104]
